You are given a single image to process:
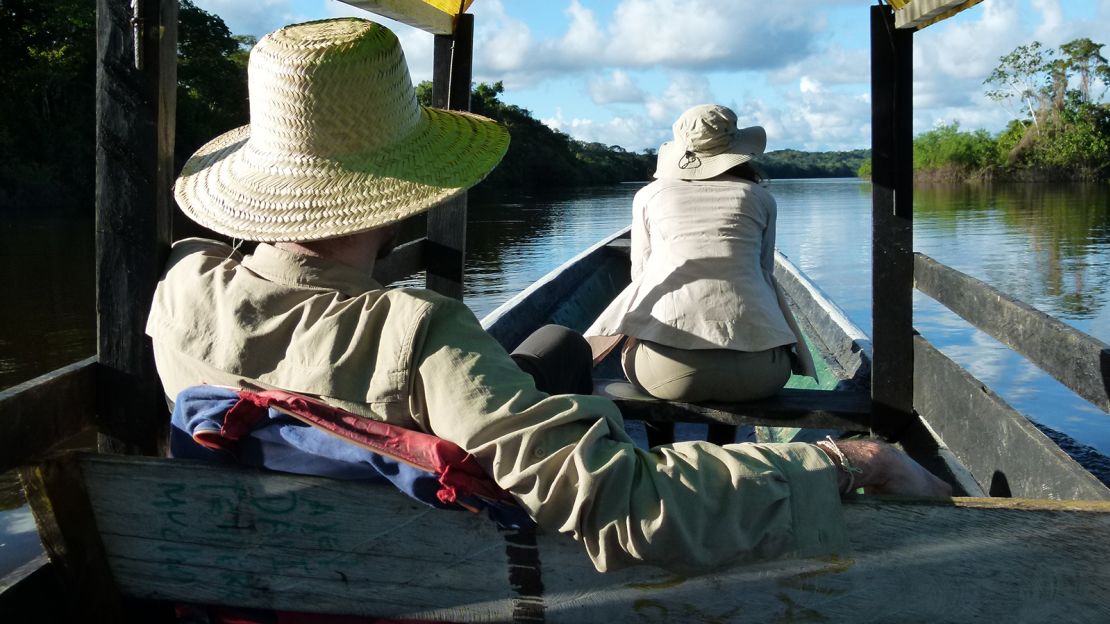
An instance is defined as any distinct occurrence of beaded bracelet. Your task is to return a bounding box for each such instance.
[816,435,863,495]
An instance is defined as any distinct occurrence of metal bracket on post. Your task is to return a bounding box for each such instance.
[130,0,144,70]
[425,13,473,300]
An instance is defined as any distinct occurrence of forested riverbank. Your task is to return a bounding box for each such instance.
[860,38,1110,183]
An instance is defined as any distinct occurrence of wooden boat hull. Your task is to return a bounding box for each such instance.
[12,228,1110,622]
[484,228,876,443]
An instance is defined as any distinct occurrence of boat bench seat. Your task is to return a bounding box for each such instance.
[594,378,872,433]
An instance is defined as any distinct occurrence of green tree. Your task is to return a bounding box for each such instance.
[0,0,96,211]
[913,122,996,172]
[417,80,654,189]
[755,149,870,179]
[1060,38,1109,104]
[0,0,253,212]
[175,0,251,166]
[984,38,1110,177]
[984,41,1052,127]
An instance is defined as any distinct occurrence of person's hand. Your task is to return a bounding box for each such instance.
[818,439,953,497]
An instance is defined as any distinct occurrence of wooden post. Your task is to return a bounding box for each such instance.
[95,0,177,454]
[19,454,126,622]
[870,4,914,437]
[425,13,474,300]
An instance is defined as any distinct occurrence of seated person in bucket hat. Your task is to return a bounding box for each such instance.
[585,104,816,445]
[147,18,950,574]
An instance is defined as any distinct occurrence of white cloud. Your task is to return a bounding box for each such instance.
[909,0,1031,133]
[191,0,299,37]
[543,73,717,151]
[758,86,872,152]
[644,73,716,124]
[469,0,834,87]
[471,0,538,86]
[556,71,875,153]
[1031,0,1065,40]
[773,45,870,88]
[603,0,820,70]
[543,112,662,151]
[560,0,605,63]
[587,71,646,104]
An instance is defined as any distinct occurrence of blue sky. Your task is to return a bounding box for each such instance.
[193,0,1110,152]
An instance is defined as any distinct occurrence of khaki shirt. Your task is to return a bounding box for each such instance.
[147,238,845,572]
[587,178,798,351]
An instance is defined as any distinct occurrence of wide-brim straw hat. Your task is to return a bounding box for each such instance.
[174,18,509,242]
[654,104,766,181]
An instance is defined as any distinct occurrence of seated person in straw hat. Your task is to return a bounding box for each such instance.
[147,18,950,573]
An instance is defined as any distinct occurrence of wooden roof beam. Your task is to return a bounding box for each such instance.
[339,0,455,35]
[894,0,984,30]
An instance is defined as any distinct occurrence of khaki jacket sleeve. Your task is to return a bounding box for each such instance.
[411,298,846,572]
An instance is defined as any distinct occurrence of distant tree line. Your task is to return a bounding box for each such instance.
[756,149,871,179]
[860,37,1110,182]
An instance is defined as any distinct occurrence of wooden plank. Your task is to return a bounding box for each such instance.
[869,4,915,437]
[913,335,1110,500]
[95,0,177,455]
[339,0,455,35]
[371,237,425,285]
[425,14,474,300]
[597,381,872,431]
[895,0,985,30]
[64,454,1110,622]
[0,357,97,473]
[19,454,125,622]
[915,253,1110,414]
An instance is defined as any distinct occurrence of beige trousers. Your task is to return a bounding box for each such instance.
[622,338,792,403]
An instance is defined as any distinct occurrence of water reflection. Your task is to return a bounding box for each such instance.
[0,216,95,391]
[464,185,639,318]
[771,179,1110,460]
[915,184,1110,321]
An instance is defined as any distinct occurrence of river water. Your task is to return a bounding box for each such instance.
[2,178,1109,576]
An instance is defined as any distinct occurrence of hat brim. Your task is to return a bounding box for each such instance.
[654,125,766,181]
[174,106,509,242]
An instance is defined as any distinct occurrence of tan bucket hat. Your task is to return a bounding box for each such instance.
[174,18,510,242]
[654,104,766,180]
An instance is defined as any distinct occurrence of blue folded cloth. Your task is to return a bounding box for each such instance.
[170,385,532,528]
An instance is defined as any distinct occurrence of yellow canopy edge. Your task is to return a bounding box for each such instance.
[424,0,474,16]
[892,0,985,30]
[340,1,983,34]
[338,0,474,35]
